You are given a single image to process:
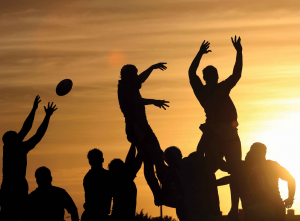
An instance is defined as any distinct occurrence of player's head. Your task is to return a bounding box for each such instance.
[120,64,138,82]
[87,148,104,167]
[245,142,267,163]
[35,166,52,186]
[164,146,183,167]
[2,131,18,145]
[108,159,125,176]
[203,65,219,85]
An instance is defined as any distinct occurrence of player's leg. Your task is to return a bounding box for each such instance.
[133,122,164,205]
[222,135,242,221]
[197,129,211,156]
[142,153,162,206]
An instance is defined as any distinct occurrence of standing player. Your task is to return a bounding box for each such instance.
[118,63,169,205]
[217,142,295,221]
[25,167,79,221]
[1,96,57,221]
[81,149,112,221]
[188,36,243,220]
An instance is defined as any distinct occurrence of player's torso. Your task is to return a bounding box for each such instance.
[200,84,237,125]
[118,80,146,122]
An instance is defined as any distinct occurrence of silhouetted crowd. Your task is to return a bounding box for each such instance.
[0,36,296,221]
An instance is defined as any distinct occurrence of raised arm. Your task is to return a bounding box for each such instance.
[18,95,41,141]
[23,102,57,153]
[125,144,137,167]
[223,36,243,90]
[138,62,167,83]
[277,164,296,208]
[188,41,211,97]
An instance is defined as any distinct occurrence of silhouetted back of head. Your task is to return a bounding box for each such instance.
[87,148,104,167]
[108,159,125,177]
[164,146,183,167]
[2,131,18,145]
[245,142,267,163]
[203,65,219,85]
[35,166,52,187]
[120,64,138,83]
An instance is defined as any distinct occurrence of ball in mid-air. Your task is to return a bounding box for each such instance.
[56,79,73,96]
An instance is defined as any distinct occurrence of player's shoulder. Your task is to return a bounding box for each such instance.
[29,187,39,197]
[266,160,280,166]
[265,160,282,169]
[51,185,67,193]
[102,168,111,178]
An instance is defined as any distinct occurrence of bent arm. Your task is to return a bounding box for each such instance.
[139,66,155,83]
[288,177,296,201]
[279,166,296,201]
[138,63,167,83]
[18,107,37,141]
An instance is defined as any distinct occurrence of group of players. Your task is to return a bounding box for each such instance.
[116,35,296,221]
[0,35,296,221]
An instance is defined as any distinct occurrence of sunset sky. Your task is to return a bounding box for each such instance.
[1,0,300,219]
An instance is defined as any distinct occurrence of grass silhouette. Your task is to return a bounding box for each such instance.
[135,210,177,221]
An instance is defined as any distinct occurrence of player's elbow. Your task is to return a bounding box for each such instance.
[290,176,296,184]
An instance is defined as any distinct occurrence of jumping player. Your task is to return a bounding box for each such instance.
[188,36,243,220]
[118,63,169,205]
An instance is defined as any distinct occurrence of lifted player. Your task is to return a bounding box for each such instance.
[188,36,243,220]
[118,63,169,205]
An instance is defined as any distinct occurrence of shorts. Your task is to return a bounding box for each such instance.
[125,121,159,146]
[1,179,29,221]
[198,123,241,162]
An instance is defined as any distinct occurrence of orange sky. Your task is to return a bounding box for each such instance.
[1,0,300,219]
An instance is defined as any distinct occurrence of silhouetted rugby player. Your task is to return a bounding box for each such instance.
[188,36,243,220]
[109,144,142,221]
[25,167,79,221]
[81,149,112,221]
[217,142,295,221]
[151,146,220,221]
[118,63,169,205]
[1,96,57,221]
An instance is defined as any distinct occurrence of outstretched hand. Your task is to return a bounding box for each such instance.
[231,35,242,52]
[33,95,41,110]
[284,198,294,208]
[151,63,167,71]
[199,40,211,54]
[44,102,58,116]
[153,100,169,110]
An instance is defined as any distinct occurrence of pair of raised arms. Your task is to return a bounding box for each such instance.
[143,36,242,110]
[32,95,57,116]
[200,35,242,54]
